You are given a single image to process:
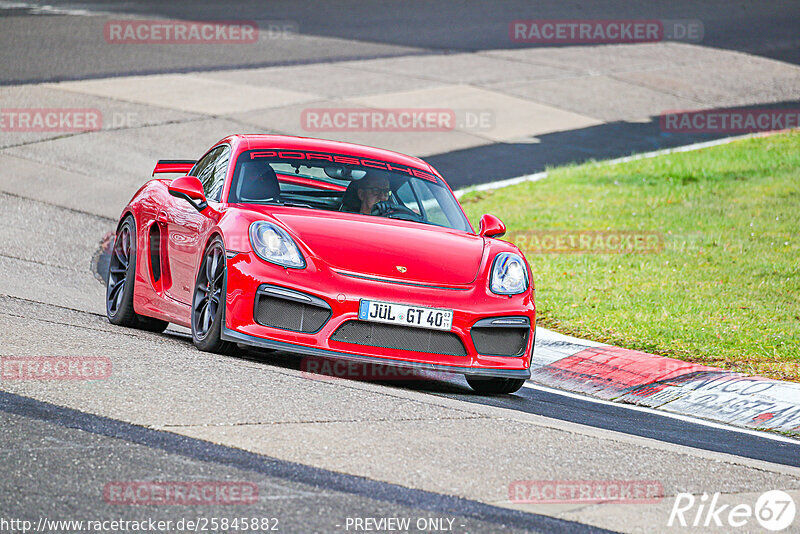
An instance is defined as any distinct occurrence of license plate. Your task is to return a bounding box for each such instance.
[358,300,453,331]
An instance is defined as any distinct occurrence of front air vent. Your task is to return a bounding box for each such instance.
[470,317,530,357]
[254,285,331,333]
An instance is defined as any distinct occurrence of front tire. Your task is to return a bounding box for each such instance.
[466,376,526,394]
[191,237,236,355]
[106,216,168,333]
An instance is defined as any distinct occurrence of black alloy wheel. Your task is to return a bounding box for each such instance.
[106,216,168,332]
[191,237,235,354]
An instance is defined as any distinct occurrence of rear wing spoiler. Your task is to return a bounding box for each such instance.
[152,160,196,176]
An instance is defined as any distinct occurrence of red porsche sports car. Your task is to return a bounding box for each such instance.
[106,135,535,394]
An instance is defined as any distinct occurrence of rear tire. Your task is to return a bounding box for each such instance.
[191,237,236,355]
[106,216,168,333]
[466,376,526,395]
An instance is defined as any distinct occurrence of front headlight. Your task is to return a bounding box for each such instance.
[249,221,305,269]
[490,252,529,295]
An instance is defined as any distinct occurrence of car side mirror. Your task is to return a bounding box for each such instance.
[479,214,506,238]
[168,175,208,212]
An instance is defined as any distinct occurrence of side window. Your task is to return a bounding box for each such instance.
[191,148,217,182]
[207,145,230,202]
[192,147,221,196]
[191,145,229,202]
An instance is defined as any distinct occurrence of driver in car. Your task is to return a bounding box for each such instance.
[357,174,392,215]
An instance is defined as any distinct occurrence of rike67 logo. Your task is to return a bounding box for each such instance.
[668,490,796,531]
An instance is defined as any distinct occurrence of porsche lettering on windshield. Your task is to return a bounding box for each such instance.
[248,150,439,183]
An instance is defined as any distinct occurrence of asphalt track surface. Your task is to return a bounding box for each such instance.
[1,391,607,534]
[2,2,800,533]
[441,383,800,468]
[3,0,800,83]
[3,0,800,184]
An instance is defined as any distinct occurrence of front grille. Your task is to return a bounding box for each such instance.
[254,294,331,333]
[331,321,467,357]
[471,327,529,356]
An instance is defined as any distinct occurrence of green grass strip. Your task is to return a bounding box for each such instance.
[461,132,800,381]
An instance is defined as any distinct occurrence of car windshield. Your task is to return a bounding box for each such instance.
[227,149,471,233]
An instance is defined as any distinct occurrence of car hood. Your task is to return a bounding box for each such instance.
[270,211,484,285]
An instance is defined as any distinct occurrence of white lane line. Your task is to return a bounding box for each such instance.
[523,382,800,446]
[0,1,101,15]
[595,132,767,165]
[454,171,547,198]
[454,131,777,198]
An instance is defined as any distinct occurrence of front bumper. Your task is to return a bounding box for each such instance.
[221,251,535,378]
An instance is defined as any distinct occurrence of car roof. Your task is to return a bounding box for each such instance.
[222,134,439,175]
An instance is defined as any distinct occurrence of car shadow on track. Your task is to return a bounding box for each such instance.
[240,345,482,395]
[160,327,479,394]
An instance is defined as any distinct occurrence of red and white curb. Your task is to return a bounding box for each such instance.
[533,327,800,437]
